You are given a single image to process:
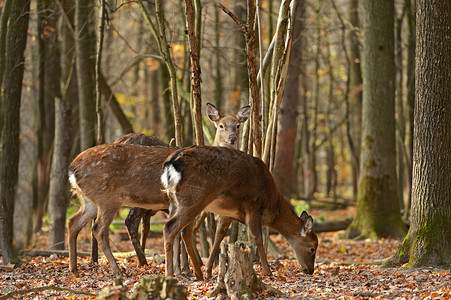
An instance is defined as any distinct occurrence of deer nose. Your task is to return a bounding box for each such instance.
[229,134,237,143]
[302,266,314,275]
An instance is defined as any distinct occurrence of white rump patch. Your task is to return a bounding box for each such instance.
[161,164,181,190]
[69,172,79,190]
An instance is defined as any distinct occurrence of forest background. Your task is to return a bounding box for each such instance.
[0,0,449,298]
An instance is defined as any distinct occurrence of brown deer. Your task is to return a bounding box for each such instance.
[68,104,250,277]
[161,146,318,280]
[122,103,250,268]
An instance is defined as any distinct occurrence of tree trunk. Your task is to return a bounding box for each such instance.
[345,0,406,239]
[305,0,322,199]
[231,3,248,112]
[273,0,304,197]
[395,4,406,213]
[348,0,362,199]
[184,0,203,146]
[75,0,96,151]
[0,0,31,265]
[404,0,415,219]
[34,0,58,234]
[48,0,74,250]
[0,0,12,114]
[386,0,451,267]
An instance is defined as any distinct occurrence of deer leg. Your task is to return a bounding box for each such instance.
[247,213,272,276]
[205,216,233,279]
[91,219,98,263]
[163,206,204,279]
[141,210,156,249]
[92,204,122,276]
[68,197,97,277]
[125,207,148,266]
[180,220,203,280]
[173,233,182,275]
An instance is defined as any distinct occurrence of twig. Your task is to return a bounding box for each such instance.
[0,285,97,300]
[216,3,245,34]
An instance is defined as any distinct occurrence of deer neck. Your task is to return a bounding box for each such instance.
[267,194,303,238]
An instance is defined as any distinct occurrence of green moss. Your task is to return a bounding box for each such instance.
[240,280,253,294]
[345,175,407,240]
[410,211,451,267]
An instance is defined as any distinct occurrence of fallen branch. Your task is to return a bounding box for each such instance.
[313,219,352,233]
[0,285,96,300]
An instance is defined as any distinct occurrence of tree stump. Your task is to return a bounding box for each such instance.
[210,242,281,300]
[96,285,128,300]
[131,275,187,300]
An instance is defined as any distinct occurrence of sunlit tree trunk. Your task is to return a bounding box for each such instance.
[386,0,451,267]
[0,0,31,265]
[345,0,406,239]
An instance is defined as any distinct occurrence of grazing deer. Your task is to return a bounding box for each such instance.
[161,146,318,280]
[68,104,250,277]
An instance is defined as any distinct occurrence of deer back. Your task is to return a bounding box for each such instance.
[70,143,175,210]
[113,133,170,147]
[162,146,281,222]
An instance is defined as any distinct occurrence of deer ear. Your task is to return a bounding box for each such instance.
[236,105,251,123]
[300,210,309,222]
[206,103,221,122]
[301,216,314,237]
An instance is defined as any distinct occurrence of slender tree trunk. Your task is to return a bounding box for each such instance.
[404,0,415,219]
[184,0,203,146]
[348,0,362,199]
[214,8,223,109]
[273,0,304,197]
[0,0,31,264]
[395,6,406,212]
[48,0,74,250]
[75,0,96,151]
[34,0,58,234]
[305,0,322,199]
[0,0,12,119]
[386,0,451,266]
[232,3,248,112]
[345,0,406,239]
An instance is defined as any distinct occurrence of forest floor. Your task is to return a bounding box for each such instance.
[0,208,449,299]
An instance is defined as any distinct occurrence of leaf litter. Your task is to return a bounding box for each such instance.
[0,217,449,299]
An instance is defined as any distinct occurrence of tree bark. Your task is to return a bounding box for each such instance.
[0,0,31,264]
[404,0,415,219]
[75,0,96,151]
[184,0,203,146]
[345,0,406,239]
[48,0,74,250]
[386,0,451,267]
[273,0,304,197]
[34,0,58,234]
[348,0,362,199]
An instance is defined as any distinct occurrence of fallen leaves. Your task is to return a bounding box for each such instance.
[0,229,449,299]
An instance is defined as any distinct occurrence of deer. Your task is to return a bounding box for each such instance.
[122,103,250,269]
[161,146,319,280]
[67,104,250,277]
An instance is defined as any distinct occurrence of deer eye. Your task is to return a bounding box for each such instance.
[236,124,240,129]
[309,247,316,255]
[219,124,224,129]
